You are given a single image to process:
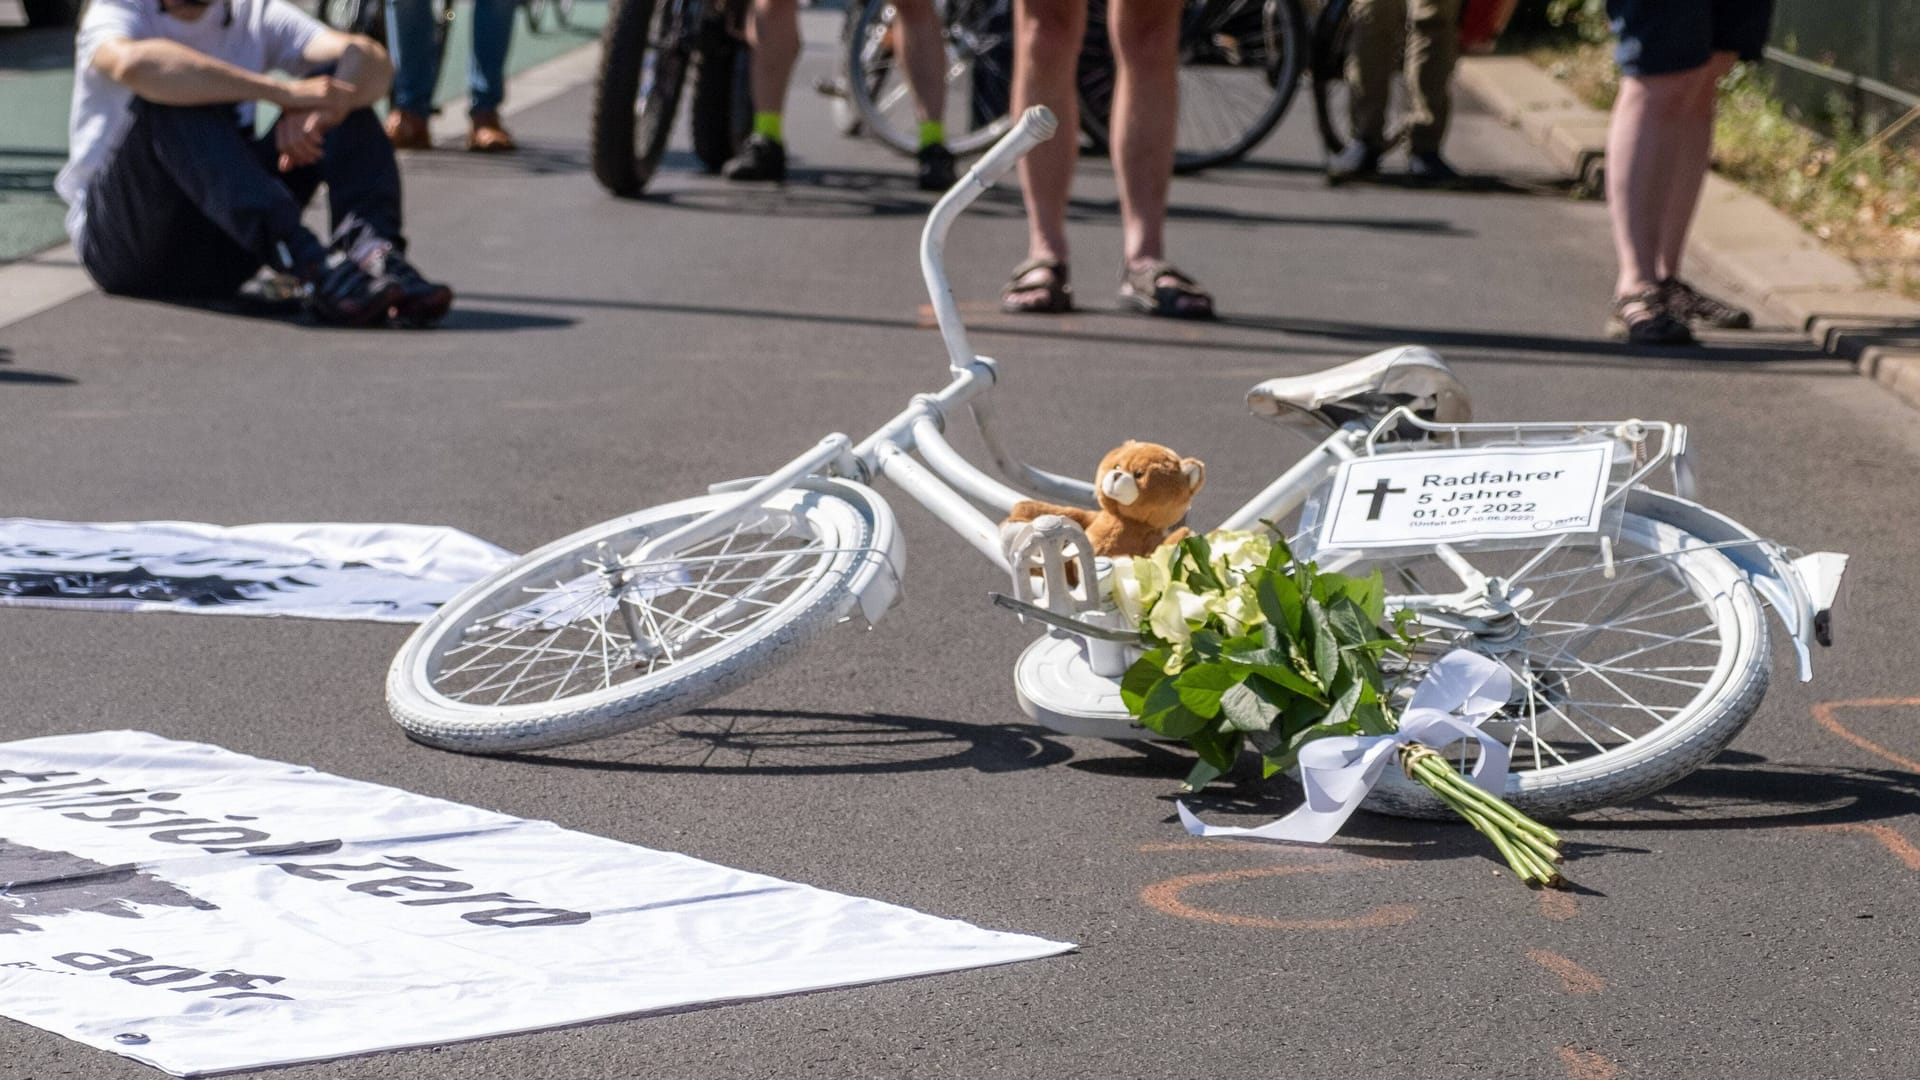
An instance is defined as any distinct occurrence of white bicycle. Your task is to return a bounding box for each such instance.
[387,108,1847,819]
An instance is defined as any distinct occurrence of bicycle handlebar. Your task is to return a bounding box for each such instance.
[921,106,1059,374]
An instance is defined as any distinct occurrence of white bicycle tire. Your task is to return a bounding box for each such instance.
[846,0,1014,156]
[1358,511,1770,820]
[388,486,884,754]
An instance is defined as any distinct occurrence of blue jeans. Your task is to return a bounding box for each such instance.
[387,0,517,115]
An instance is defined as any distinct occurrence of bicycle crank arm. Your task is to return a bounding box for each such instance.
[990,592,1144,643]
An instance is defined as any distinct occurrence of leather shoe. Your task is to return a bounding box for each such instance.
[467,110,517,153]
[384,109,431,151]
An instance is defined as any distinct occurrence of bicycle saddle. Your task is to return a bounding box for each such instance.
[1246,345,1471,430]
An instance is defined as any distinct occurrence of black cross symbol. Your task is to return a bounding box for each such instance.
[1356,477,1406,521]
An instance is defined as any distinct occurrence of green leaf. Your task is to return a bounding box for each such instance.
[1119,651,1169,715]
[1336,570,1387,625]
[1306,598,1339,687]
[1181,758,1225,792]
[1326,595,1374,653]
[1142,677,1209,738]
[1173,662,1243,719]
[1324,664,1364,728]
[1219,681,1280,733]
[1256,571,1305,641]
[1186,725,1244,773]
[1223,651,1326,702]
[1351,700,1395,737]
[1181,534,1223,593]
[1189,629,1227,663]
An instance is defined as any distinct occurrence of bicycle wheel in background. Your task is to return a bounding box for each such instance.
[389,487,887,754]
[1078,0,1308,174]
[845,0,1017,156]
[1349,510,1771,821]
[1304,0,1407,157]
[592,0,694,196]
[318,0,386,40]
[690,16,753,172]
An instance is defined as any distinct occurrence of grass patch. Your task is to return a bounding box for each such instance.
[1527,40,1920,300]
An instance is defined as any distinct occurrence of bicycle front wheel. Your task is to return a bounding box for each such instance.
[388,487,888,754]
[1354,510,1771,820]
[846,0,1016,156]
[1079,0,1307,173]
[592,0,694,196]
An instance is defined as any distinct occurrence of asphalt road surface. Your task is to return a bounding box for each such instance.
[3,16,1918,1079]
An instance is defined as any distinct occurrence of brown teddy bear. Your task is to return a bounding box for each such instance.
[1003,440,1206,557]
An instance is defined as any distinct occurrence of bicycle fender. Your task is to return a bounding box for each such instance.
[707,475,904,626]
[1626,488,1846,682]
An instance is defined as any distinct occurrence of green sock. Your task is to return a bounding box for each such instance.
[917,120,945,150]
[753,112,784,142]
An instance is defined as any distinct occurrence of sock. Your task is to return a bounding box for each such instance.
[753,112,784,143]
[917,120,945,150]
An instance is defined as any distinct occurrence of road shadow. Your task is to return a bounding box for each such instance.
[166,294,575,331]
[398,142,591,178]
[1219,312,1855,369]
[485,706,1076,777]
[0,146,63,194]
[0,25,73,73]
[457,289,1331,357]
[0,345,76,385]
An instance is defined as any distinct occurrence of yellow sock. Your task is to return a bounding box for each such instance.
[753,112,784,142]
[918,120,945,149]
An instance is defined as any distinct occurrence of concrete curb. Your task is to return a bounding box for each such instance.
[0,40,604,333]
[1455,55,1920,412]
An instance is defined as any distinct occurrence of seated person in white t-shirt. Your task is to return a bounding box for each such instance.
[57,0,452,327]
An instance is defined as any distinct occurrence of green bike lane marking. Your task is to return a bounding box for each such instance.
[0,0,607,263]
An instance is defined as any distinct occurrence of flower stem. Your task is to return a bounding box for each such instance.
[1400,743,1569,889]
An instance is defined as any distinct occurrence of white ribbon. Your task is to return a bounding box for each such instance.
[1177,649,1514,844]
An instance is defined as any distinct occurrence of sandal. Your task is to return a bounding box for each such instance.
[1605,288,1695,346]
[1120,260,1215,320]
[1001,257,1073,314]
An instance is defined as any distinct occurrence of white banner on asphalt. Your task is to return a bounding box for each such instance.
[0,519,516,622]
[0,731,1074,1076]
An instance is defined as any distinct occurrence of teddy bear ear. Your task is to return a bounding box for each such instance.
[1181,458,1206,494]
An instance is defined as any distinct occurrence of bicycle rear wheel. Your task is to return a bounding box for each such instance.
[1349,510,1770,820]
[690,16,752,172]
[846,0,1016,156]
[593,0,694,196]
[1078,0,1307,173]
[388,486,889,753]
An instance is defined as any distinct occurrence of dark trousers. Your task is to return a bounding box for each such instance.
[79,101,405,299]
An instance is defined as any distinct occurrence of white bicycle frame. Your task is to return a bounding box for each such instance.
[620,107,1843,683]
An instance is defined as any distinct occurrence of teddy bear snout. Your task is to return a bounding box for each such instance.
[1100,469,1142,505]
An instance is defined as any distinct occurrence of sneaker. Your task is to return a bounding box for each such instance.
[1406,150,1462,186]
[916,143,956,192]
[379,248,455,327]
[305,251,403,327]
[1326,139,1380,185]
[1605,288,1696,346]
[1660,278,1752,330]
[467,109,517,154]
[721,135,786,182]
[385,109,432,151]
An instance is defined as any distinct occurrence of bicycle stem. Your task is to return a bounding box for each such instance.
[920,106,1059,375]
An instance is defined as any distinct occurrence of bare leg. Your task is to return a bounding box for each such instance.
[746,0,801,118]
[1654,51,1737,281]
[1010,0,1084,288]
[1108,0,1180,266]
[892,0,948,125]
[1606,65,1711,297]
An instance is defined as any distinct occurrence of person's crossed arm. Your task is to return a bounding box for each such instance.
[89,11,391,172]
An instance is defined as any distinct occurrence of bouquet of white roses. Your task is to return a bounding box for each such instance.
[1109,529,1567,889]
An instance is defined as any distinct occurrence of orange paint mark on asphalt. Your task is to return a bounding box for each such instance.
[1811,698,1920,773]
[1538,888,1579,921]
[1527,949,1606,995]
[1556,1046,1619,1080]
[1139,856,1419,931]
[1804,823,1920,871]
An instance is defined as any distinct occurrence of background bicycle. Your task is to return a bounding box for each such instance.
[591,0,753,196]
[837,0,1307,173]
